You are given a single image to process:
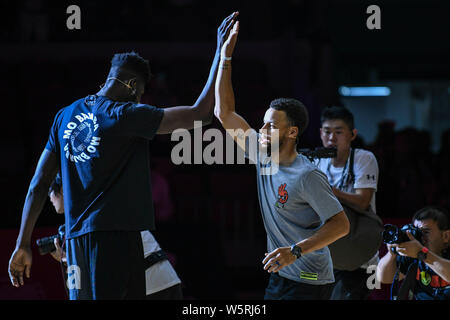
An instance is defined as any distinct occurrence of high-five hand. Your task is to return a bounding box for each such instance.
[217,12,239,50]
[221,18,239,59]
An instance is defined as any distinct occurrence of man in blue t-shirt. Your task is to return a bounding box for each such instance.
[8,12,239,300]
[214,20,350,300]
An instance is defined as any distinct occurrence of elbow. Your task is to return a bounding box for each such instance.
[340,213,350,238]
[342,221,350,238]
[28,180,49,199]
[214,106,228,123]
[376,271,389,284]
[213,106,221,120]
[357,200,371,212]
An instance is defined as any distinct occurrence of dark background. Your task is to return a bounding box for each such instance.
[0,0,449,300]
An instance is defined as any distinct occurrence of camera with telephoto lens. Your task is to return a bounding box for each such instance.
[299,147,337,162]
[36,225,65,255]
[382,223,423,245]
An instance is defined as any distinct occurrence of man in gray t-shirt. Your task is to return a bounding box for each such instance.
[214,22,350,300]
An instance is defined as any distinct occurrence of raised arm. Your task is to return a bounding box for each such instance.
[157,12,239,134]
[8,149,59,287]
[213,20,253,151]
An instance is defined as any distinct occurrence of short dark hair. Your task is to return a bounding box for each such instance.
[269,98,309,143]
[321,106,354,131]
[413,206,450,231]
[49,173,62,195]
[110,51,151,83]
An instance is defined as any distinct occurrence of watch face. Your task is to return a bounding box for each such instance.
[291,245,301,258]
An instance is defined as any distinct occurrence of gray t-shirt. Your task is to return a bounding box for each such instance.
[246,130,344,285]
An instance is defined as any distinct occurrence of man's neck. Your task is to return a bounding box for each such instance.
[96,85,130,102]
[277,146,298,166]
[332,148,351,167]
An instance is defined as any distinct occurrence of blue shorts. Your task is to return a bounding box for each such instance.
[65,231,146,300]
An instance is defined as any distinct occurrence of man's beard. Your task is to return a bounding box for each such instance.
[260,136,284,157]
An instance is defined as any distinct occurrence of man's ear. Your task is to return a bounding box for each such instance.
[290,126,299,140]
[128,78,137,95]
[351,128,358,141]
[443,230,450,246]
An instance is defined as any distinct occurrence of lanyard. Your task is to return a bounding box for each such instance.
[326,148,355,190]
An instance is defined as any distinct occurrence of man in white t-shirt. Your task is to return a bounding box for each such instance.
[314,106,379,300]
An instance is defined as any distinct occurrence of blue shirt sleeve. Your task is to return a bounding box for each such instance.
[119,103,164,140]
[45,108,65,154]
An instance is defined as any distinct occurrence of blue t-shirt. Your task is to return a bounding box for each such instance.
[45,95,164,239]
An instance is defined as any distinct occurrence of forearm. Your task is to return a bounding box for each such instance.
[16,182,50,248]
[425,251,450,283]
[214,57,235,122]
[296,211,349,255]
[376,252,398,284]
[192,48,221,124]
[333,188,371,211]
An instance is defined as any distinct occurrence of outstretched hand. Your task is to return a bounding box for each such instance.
[221,19,239,59]
[217,12,239,51]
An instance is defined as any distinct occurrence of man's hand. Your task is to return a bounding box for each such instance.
[50,238,66,263]
[221,18,239,59]
[392,231,424,258]
[217,12,239,50]
[8,247,32,287]
[262,247,297,273]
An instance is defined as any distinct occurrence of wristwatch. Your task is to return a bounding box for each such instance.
[417,247,429,261]
[290,244,302,259]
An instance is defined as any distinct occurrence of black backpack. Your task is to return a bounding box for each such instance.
[327,149,384,271]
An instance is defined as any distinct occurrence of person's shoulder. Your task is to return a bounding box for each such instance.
[119,102,162,114]
[296,154,318,172]
[354,148,378,163]
[296,155,328,182]
[313,157,330,170]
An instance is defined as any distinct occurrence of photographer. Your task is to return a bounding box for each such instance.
[377,206,450,300]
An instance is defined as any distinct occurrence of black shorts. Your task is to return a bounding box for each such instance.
[264,273,333,300]
[66,231,146,300]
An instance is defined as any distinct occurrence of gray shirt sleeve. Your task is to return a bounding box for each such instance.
[300,169,344,223]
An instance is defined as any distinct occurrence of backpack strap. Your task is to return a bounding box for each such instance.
[391,261,418,300]
[144,250,168,269]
